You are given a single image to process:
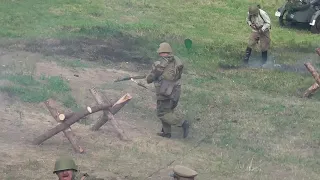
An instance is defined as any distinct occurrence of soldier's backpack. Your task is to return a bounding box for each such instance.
[159,56,183,97]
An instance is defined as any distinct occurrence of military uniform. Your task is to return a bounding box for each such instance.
[243,5,271,66]
[171,165,198,180]
[53,157,104,180]
[146,42,189,138]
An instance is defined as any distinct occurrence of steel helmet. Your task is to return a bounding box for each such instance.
[53,156,78,174]
[248,5,259,15]
[157,42,173,53]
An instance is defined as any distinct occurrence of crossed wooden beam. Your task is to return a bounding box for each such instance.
[32,87,132,153]
[303,62,320,98]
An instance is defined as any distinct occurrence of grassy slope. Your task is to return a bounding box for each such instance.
[1,0,320,179]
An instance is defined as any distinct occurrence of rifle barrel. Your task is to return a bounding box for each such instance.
[114,75,146,82]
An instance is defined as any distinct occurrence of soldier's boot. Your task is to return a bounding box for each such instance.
[261,51,268,65]
[243,47,252,65]
[157,124,171,138]
[181,120,190,138]
[157,132,171,138]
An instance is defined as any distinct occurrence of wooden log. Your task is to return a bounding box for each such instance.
[91,92,132,130]
[57,113,74,121]
[89,88,131,141]
[316,47,320,56]
[110,93,133,115]
[45,99,84,153]
[32,103,113,145]
[305,62,320,85]
[57,98,116,121]
[303,82,319,98]
[304,62,320,98]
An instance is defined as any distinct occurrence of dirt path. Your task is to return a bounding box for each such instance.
[0,43,196,179]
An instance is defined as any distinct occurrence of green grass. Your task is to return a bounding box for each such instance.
[0,74,77,108]
[1,0,320,179]
[1,0,319,68]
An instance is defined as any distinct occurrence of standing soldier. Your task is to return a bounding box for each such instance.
[53,156,103,180]
[146,42,189,138]
[243,5,271,66]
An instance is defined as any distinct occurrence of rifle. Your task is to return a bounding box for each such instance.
[114,75,146,82]
[130,78,150,90]
[114,75,154,92]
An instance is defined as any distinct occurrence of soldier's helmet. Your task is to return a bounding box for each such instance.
[53,156,78,174]
[157,42,173,53]
[172,165,198,179]
[248,5,259,16]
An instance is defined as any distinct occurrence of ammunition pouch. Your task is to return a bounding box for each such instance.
[159,79,176,97]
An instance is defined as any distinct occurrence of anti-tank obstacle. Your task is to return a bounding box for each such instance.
[32,87,132,153]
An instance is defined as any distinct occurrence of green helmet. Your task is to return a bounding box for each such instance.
[53,156,78,174]
[157,42,173,53]
[248,5,259,15]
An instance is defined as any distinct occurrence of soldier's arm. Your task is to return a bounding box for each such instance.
[146,60,166,84]
[176,64,184,79]
[260,11,271,32]
[246,13,259,30]
[246,13,252,26]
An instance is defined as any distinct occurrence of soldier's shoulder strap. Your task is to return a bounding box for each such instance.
[158,56,172,70]
[173,56,183,67]
[258,9,271,29]
[161,56,170,64]
[80,173,89,180]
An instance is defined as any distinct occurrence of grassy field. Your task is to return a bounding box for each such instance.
[1,0,320,179]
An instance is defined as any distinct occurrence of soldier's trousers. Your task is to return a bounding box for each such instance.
[156,99,184,134]
[248,31,270,52]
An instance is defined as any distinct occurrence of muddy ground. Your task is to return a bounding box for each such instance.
[0,36,202,180]
[0,34,317,179]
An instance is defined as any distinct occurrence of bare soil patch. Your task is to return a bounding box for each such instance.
[22,35,153,69]
[0,42,196,179]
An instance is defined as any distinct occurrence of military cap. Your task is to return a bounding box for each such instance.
[248,5,259,15]
[173,165,198,178]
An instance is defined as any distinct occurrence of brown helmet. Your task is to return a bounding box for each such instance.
[157,42,173,53]
[248,5,259,16]
[172,165,198,179]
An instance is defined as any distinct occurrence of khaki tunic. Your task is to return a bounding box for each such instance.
[146,55,184,133]
[246,9,271,51]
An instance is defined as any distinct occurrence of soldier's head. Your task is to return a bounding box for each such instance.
[170,165,198,180]
[248,5,259,16]
[157,42,173,57]
[53,156,78,180]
